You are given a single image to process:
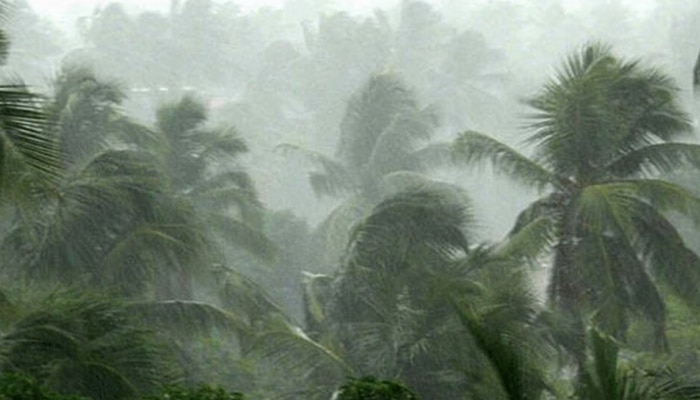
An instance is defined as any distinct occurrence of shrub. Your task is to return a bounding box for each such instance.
[139,384,244,400]
[334,377,419,400]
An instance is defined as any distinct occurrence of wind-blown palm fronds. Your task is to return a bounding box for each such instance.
[577,328,700,400]
[0,291,177,400]
[452,43,700,356]
[0,85,59,200]
[153,96,274,264]
[285,73,451,268]
[315,188,551,399]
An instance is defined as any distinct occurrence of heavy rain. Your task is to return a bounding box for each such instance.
[0,0,700,398]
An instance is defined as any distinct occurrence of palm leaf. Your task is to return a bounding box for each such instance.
[207,214,277,263]
[452,130,556,191]
[126,299,250,338]
[0,85,58,193]
[217,267,291,326]
[337,73,427,171]
[345,188,471,271]
[277,143,355,197]
[406,141,452,171]
[631,202,700,307]
[198,126,249,162]
[499,195,558,260]
[452,274,549,400]
[251,323,355,382]
[0,291,173,397]
[621,179,700,224]
[365,107,439,175]
[607,143,700,178]
[574,182,642,238]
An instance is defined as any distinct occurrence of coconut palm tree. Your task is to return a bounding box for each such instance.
[0,0,59,203]
[258,187,553,399]
[152,95,273,262]
[575,328,700,400]
[283,73,446,267]
[0,290,178,400]
[452,43,700,360]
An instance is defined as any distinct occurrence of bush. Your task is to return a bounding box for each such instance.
[139,384,244,400]
[0,373,88,400]
[334,377,419,400]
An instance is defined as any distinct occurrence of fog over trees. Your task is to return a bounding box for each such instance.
[3,0,700,399]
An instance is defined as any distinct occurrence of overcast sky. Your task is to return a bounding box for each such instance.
[25,0,392,18]
[26,0,657,21]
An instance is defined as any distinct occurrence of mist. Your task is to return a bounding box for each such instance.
[1,0,700,398]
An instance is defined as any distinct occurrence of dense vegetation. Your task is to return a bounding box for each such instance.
[3,0,700,399]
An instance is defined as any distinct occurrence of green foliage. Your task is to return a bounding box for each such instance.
[139,384,244,400]
[576,328,700,400]
[0,291,178,400]
[0,373,88,400]
[334,377,419,400]
[452,43,700,356]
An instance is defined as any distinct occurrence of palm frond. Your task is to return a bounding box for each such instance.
[499,195,558,260]
[217,267,291,326]
[365,107,439,175]
[0,85,59,192]
[302,272,332,334]
[0,291,174,398]
[577,328,621,400]
[277,143,355,197]
[621,179,700,224]
[406,141,452,171]
[337,73,429,171]
[207,214,277,263]
[250,323,355,388]
[127,299,249,338]
[607,143,700,177]
[574,182,642,237]
[452,272,549,400]
[22,150,167,282]
[155,95,207,138]
[191,170,263,228]
[525,43,691,178]
[452,130,556,191]
[631,202,700,307]
[198,126,249,163]
[345,188,472,271]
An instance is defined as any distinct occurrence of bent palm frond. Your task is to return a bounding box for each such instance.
[607,143,700,178]
[127,299,249,338]
[346,188,472,270]
[207,214,277,263]
[632,203,700,307]
[452,130,556,191]
[620,179,700,224]
[277,143,355,197]
[0,85,58,193]
[251,323,355,391]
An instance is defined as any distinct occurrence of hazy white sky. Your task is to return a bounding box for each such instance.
[24,0,659,39]
[26,0,390,18]
[26,0,657,19]
[25,0,406,34]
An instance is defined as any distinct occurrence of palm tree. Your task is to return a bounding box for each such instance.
[261,187,553,399]
[47,65,134,169]
[452,43,700,359]
[0,68,210,297]
[575,328,700,400]
[0,290,178,400]
[283,73,445,267]
[152,96,273,262]
[0,0,59,203]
